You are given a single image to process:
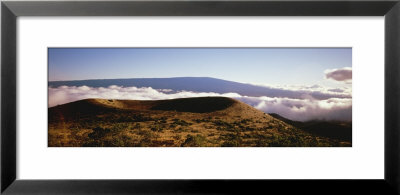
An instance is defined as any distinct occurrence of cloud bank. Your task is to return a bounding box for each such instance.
[324,67,352,82]
[49,85,352,121]
[250,83,351,99]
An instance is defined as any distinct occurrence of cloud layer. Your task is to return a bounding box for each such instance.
[49,85,352,121]
[325,67,352,82]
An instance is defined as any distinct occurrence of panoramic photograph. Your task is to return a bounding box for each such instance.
[48,48,352,147]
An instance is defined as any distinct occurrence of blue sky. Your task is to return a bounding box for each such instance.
[48,48,351,86]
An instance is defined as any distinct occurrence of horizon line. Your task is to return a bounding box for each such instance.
[48,76,226,82]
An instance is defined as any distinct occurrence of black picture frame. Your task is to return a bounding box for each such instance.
[1,0,399,194]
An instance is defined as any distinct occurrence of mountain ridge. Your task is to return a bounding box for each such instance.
[48,77,350,100]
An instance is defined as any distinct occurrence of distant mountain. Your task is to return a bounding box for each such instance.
[269,113,352,142]
[48,77,350,100]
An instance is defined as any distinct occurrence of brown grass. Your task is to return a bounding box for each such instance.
[48,97,351,147]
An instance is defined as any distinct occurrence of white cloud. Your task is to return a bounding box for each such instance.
[48,85,241,107]
[325,67,352,83]
[248,82,352,98]
[49,85,352,121]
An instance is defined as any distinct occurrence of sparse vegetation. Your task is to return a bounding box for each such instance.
[48,97,351,147]
[181,134,208,147]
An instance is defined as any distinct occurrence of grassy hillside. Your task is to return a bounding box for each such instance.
[48,97,351,147]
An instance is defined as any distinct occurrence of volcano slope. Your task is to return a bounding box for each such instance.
[48,97,351,147]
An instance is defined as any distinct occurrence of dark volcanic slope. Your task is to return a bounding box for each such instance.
[48,77,350,100]
[49,97,238,121]
[151,97,236,113]
[48,99,115,123]
[269,113,352,142]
